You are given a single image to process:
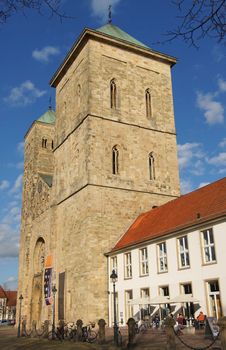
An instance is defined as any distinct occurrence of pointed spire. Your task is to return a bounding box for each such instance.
[108,4,112,24]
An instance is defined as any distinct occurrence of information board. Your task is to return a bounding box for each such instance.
[205,317,219,339]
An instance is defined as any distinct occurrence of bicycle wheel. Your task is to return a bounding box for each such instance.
[139,323,147,333]
[47,330,63,341]
[87,330,97,343]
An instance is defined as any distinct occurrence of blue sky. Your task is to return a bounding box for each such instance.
[0,0,225,290]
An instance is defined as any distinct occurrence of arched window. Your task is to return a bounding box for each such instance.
[110,79,117,109]
[42,138,47,148]
[33,237,45,274]
[112,145,119,175]
[145,89,152,118]
[149,152,155,180]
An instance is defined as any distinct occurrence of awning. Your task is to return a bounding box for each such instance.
[148,296,170,305]
[128,296,170,305]
[170,294,199,303]
[128,298,151,305]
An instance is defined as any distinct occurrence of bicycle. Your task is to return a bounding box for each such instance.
[64,322,77,341]
[47,325,63,341]
[82,323,97,343]
[135,321,148,334]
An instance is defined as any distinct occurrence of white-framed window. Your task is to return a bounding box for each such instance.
[139,247,149,276]
[125,290,133,319]
[157,242,168,272]
[180,282,192,295]
[201,228,216,263]
[206,280,222,319]
[159,285,169,297]
[111,256,117,274]
[177,236,190,268]
[140,288,150,299]
[124,252,132,279]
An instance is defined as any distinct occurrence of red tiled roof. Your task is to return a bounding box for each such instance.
[0,285,7,299]
[6,291,17,307]
[0,286,17,306]
[112,177,226,252]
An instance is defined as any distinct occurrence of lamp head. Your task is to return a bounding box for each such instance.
[52,285,57,294]
[110,269,118,283]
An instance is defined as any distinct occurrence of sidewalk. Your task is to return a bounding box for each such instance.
[0,325,222,349]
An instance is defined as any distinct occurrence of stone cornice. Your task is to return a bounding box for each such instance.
[50,28,177,88]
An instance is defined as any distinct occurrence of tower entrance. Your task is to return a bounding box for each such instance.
[30,238,45,326]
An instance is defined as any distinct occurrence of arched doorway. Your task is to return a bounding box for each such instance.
[30,238,45,326]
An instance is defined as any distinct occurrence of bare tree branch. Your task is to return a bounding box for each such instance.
[163,0,226,47]
[0,0,74,25]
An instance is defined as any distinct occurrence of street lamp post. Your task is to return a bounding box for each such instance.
[51,285,57,339]
[17,294,23,337]
[110,269,118,346]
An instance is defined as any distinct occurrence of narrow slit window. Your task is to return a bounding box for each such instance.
[112,145,119,175]
[110,79,117,109]
[149,152,155,180]
[145,89,152,118]
[42,138,47,148]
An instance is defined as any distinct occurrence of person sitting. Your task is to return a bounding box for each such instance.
[176,313,185,335]
[194,311,206,329]
[152,314,160,328]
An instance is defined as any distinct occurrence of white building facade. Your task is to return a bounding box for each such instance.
[107,178,226,326]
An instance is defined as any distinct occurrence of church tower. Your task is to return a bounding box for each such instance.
[18,23,180,326]
[18,108,56,325]
[50,24,180,322]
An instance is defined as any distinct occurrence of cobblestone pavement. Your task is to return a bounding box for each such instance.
[0,326,222,350]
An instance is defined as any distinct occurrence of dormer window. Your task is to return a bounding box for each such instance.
[110,79,117,109]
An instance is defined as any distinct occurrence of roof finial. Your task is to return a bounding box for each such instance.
[48,96,52,110]
[108,4,112,24]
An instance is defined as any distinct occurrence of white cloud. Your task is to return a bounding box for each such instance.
[177,143,204,170]
[212,46,225,62]
[17,141,24,155]
[219,168,226,174]
[91,0,121,22]
[208,152,226,166]
[2,276,18,291]
[0,180,10,190]
[32,46,60,63]
[180,179,193,194]
[9,174,23,195]
[198,182,210,188]
[4,80,46,106]
[219,138,226,148]
[0,223,19,258]
[218,78,226,92]
[196,92,224,125]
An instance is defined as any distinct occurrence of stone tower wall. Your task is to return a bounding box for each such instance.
[17,121,55,325]
[52,36,180,323]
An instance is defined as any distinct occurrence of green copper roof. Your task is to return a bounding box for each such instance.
[37,108,55,124]
[97,23,149,49]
